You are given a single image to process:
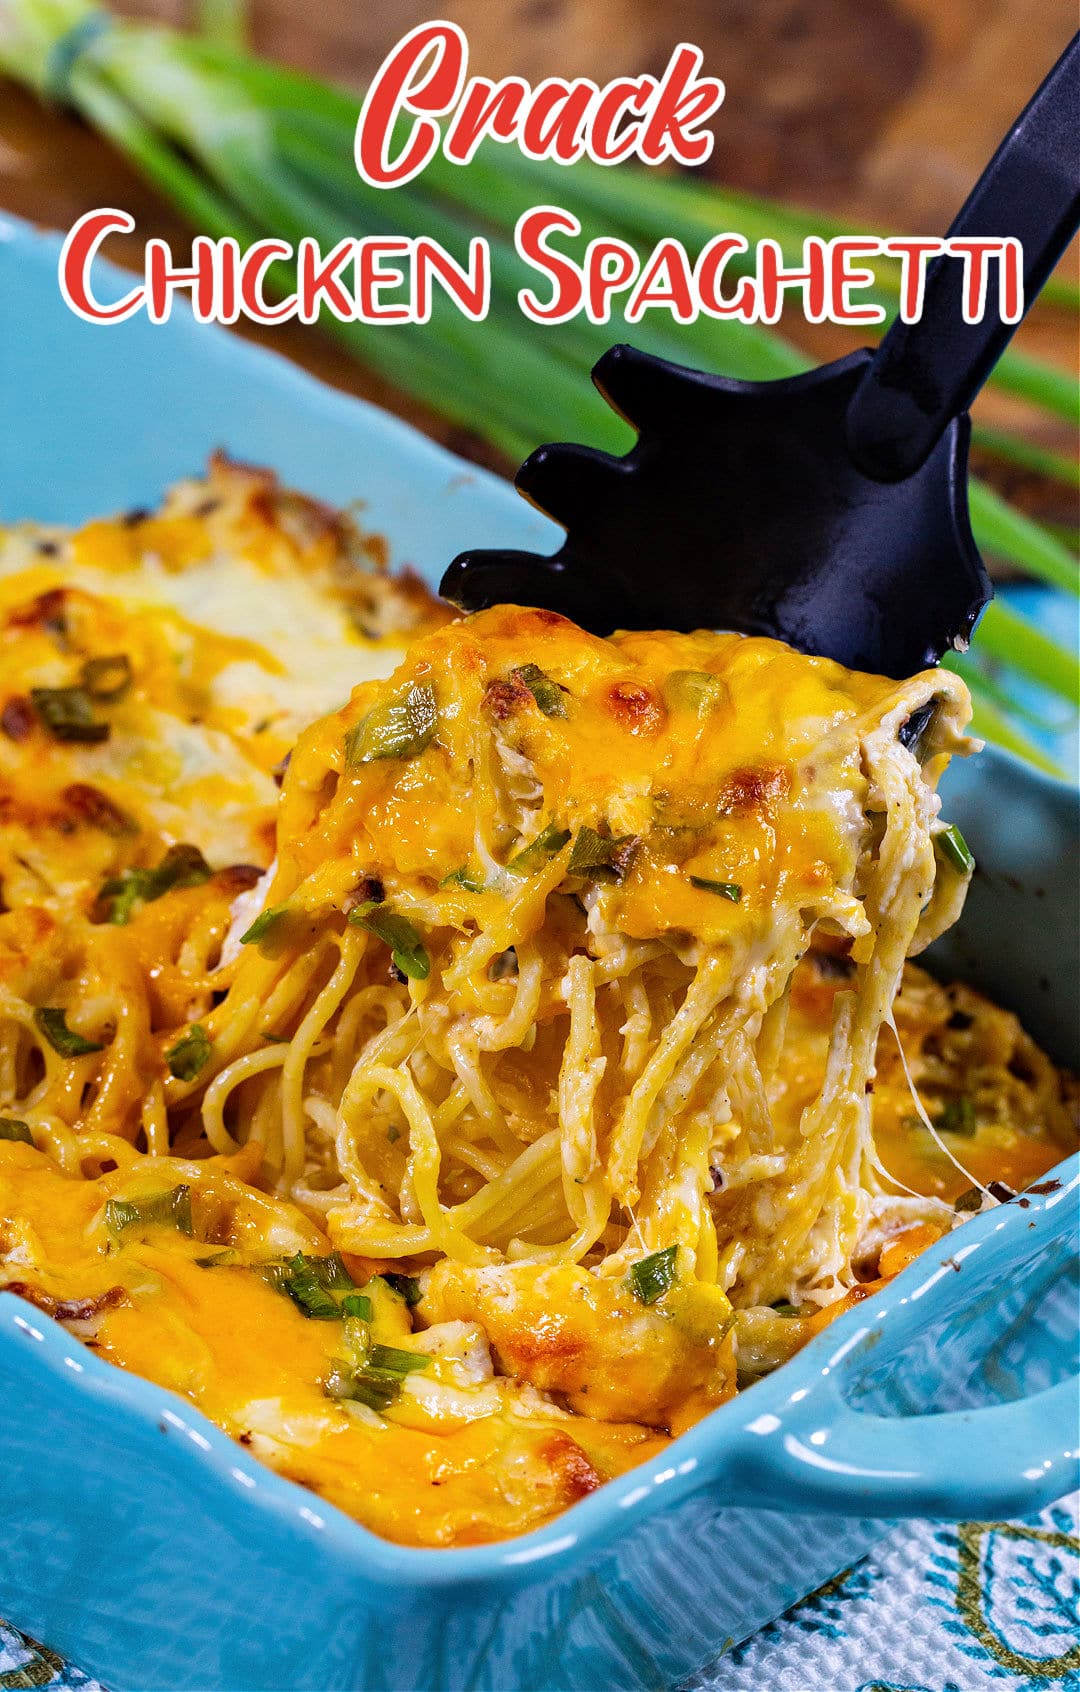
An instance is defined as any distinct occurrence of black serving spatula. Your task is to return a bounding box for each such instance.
[442,35,1080,679]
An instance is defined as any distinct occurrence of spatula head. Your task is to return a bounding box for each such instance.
[441,345,992,679]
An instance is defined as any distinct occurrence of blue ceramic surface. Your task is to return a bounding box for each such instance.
[0,215,1077,1692]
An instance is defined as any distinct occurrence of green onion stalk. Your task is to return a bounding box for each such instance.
[1,0,1075,774]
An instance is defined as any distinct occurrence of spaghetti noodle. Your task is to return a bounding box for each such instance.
[0,477,1075,1545]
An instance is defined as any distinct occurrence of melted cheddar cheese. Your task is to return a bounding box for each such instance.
[0,1139,665,1546]
[0,478,1075,1548]
[0,454,447,907]
[0,951,1070,1543]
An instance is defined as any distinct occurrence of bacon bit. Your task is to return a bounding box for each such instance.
[5,1282,128,1324]
[539,1432,602,1500]
[62,783,134,837]
[1,697,34,742]
[607,681,665,735]
[56,1286,129,1320]
[718,765,791,814]
[342,875,385,917]
[877,1223,943,1280]
[1025,1178,1062,1196]
[7,587,68,631]
[484,676,531,720]
[214,863,265,896]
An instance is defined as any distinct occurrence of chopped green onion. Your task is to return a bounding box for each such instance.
[30,686,108,743]
[344,683,438,764]
[105,1184,193,1238]
[663,669,724,714]
[278,1253,347,1320]
[341,1292,373,1322]
[0,1117,34,1145]
[249,1251,357,1318]
[34,1006,104,1057]
[440,865,486,893]
[368,1344,429,1376]
[240,903,288,945]
[935,825,975,876]
[296,1251,354,1290]
[936,1095,977,1136]
[770,1300,799,1317]
[381,1272,423,1308]
[954,1187,985,1213]
[512,663,567,718]
[324,1361,398,1412]
[568,825,636,883]
[261,1031,289,1044]
[324,1341,429,1413]
[101,842,212,925]
[348,902,430,980]
[247,1263,294,1291]
[627,1245,679,1305]
[81,654,133,701]
[505,820,571,875]
[689,876,743,902]
[165,1024,212,1082]
[102,879,144,927]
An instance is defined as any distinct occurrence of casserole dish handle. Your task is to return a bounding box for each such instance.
[729,1369,1079,1520]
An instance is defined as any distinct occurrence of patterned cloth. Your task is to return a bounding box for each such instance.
[3,1493,1076,1691]
[695,1492,1080,1692]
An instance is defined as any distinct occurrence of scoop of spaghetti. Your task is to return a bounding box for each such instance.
[187,606,974,1420]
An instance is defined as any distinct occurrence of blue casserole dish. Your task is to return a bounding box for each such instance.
[0,215,1077,1692]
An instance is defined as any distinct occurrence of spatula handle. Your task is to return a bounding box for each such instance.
[847,32,1080,483]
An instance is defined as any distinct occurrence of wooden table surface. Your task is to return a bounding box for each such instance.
[1,0,1076,522]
